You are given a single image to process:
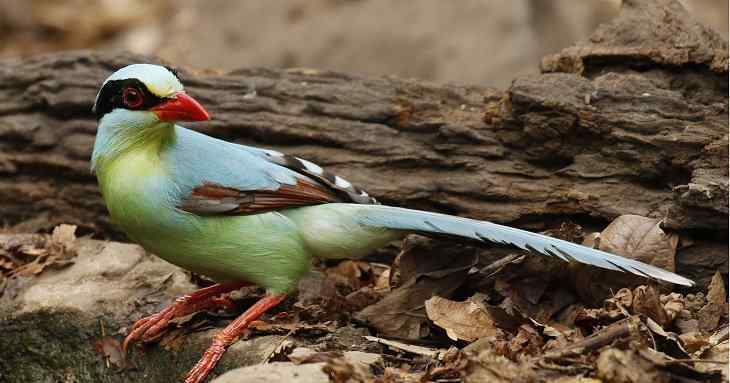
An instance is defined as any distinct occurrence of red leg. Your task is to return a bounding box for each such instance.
[124,281,251,352]
[184,294,287,383]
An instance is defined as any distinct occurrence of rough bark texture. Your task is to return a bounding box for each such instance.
[0,0,727,281]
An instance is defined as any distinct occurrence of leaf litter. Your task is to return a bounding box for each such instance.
[0,224,78,297]
[12,217,727,382]
[145,214,725,382]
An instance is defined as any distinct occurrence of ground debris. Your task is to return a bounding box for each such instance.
[354,237,477,339]
[424,295,498,342]
[0,225,78,297]
[575,215,681,303]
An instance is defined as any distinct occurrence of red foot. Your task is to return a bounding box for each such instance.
[123,281,250,352]
[184,294,287,383]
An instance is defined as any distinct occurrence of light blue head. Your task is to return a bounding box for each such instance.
[92,64,210,169]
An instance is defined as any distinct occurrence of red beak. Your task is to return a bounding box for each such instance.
[151,92,210,122]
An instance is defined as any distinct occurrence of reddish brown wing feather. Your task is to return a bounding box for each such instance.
[180,179,340,216]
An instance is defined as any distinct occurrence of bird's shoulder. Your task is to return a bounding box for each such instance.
[165,127,377,216]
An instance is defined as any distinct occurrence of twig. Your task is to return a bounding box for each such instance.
[363,336,446,359]
[540,316,643,360]
[664,359,729,365]
[478,254,526,278]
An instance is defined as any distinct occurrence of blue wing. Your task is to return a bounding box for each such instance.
[165,126,374,215]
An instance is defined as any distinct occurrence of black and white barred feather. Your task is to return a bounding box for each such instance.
[258,148,378,205]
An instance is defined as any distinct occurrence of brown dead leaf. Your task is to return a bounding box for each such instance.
[295,271,349,322]
[494,276,576,324]
[464,349,536,383]
[325,260,371,291]
[598,215,678,272]
[678,331,709,353]
[575,216,681,304]
[6,224,77,277]
[288,347,342,365]
[507,324,544,358]
[0,254,15,271]
[697,272,728,333]
[51,224,77,245]
[551,378,602,383]
[374,267,391,291]
[354,247,477,339]
[425,295,498,342]
[93,336,127,370]
[344,287,383,311]
[632,285,669,326]
[542,324,584,351]
[697,340,729,381]
[645,317,690,357]
[596,348,670,383]
[660,293,684,323]
[604,287,633,318]
[322,358,364,383]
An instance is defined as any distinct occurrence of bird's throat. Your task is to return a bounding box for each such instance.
[92,119,175,173]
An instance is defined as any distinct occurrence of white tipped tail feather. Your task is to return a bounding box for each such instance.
[350,204,694,286]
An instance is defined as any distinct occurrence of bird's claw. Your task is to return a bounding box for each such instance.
[122,306,177,352]
[123,292,238,353]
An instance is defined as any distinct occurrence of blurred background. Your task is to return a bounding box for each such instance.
[0,0,727,88]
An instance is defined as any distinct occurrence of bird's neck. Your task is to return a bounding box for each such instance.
[92,117,175,173]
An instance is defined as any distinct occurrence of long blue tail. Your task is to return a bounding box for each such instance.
[348,204,694,286]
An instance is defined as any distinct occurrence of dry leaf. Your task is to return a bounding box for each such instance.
[598,215,678,272]
[325,260,370,291]
[660,293,684,323]
[697,340,729,381]
[93,336,127,369]
[374,267,391,291]
[354,249,476,339]
[51,224,77,245]
[697,272,728,333]
[425,295,498,342]
[507,324,544,358]
[344,287,383,311]
[6,224,77,277]
[604,287,633,317]
[494,277,575,323]
[644,317,690,356]
[596,348,670,383]
[464,349,536,383]
[678,331,708,353]
[632,285,669,326]
[288,347,342,365]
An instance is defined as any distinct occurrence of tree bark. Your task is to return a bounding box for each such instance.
[0,0,726,281]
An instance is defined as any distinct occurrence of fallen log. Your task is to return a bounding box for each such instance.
[0,0,726,284]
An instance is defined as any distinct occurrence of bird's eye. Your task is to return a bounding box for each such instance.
[122,87,144,109]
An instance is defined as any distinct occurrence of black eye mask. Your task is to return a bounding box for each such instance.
[93,79,167,120]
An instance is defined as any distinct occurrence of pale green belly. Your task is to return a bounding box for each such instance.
[127,210,313,294]
[98,154,312,293]
[282,203,404,260]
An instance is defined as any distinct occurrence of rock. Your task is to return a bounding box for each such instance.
[211,362,328,383]
[11,238,195,321]
[342,350,382,368]
[0,235,286,382]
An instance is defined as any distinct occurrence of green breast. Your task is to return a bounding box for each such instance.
[95,145,314,293]
[97,144,173,238]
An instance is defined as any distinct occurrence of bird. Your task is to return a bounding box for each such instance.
[92,64,694,383]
